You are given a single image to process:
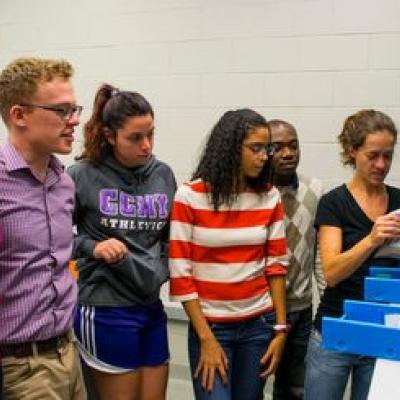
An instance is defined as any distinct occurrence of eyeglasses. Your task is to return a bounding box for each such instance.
[20,103,83,121]
[243,142,275,156]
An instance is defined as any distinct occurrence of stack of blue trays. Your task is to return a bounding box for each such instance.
[322,261,400,361]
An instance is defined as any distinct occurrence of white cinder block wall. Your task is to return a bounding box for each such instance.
[1,1,400,398]
[1,0,400,188]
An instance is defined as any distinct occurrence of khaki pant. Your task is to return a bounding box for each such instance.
[2,333,86,400]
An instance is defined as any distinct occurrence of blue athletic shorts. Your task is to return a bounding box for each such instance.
[74,301,169,372]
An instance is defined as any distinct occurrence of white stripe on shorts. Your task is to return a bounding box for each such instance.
[90,306,97,358]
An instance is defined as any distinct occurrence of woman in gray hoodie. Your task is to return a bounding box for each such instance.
[68,84,176,400]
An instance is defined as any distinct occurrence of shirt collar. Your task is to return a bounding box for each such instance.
[2,142,64,175]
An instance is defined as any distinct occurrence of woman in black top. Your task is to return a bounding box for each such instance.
[304,110,400,400]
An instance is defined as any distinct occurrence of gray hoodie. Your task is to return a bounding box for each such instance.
[68,154,177,306]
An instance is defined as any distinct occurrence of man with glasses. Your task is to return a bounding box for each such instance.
[269,120,325,400]
[0,57,86,399]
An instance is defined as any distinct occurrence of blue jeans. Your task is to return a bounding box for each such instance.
[304,329,375,400]
[273,307,312,400]
[188,312,275,400]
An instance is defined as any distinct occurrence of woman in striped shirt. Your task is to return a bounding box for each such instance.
[169,109,289,400]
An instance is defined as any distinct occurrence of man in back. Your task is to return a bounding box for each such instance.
[269,120,325,400]
[0,57,86,399]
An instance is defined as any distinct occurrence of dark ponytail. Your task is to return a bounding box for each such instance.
[78,83,154,163]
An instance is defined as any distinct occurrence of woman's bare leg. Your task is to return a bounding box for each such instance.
[89,367,141,400]
[140,364,169,400]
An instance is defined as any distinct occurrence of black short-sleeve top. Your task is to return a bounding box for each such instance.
[314,184,400,332]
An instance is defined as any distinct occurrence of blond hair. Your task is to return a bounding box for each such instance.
[0,57,74,123]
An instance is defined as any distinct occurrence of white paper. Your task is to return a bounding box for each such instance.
[368,359,400,399]
[375,209,400,258]
[384,314,400,328]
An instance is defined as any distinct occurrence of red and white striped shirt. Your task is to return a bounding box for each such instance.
[169,179,288,322]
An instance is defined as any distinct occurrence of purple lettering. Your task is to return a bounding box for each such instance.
[120,192,136,217]
[99,189,118,215]
[136,195,157,218]
[155,194,168,218]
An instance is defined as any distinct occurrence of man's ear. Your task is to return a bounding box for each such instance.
[103,127,116,146]
[9,105,27,128]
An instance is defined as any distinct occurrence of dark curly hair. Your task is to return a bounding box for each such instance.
[192,108,271,211]
[78,83,154,163]
[338,109,397,168]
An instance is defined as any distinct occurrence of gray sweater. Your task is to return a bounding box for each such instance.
[276,174,325,312]
[68,154,177,306]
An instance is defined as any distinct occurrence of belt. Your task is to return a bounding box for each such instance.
[0,333,70,358]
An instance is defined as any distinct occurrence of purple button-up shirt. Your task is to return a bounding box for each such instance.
[0,143,77,344]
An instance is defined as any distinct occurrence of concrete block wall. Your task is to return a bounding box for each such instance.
[1,0,399,188]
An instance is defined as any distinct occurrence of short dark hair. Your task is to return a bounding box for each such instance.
[268,119,297,137]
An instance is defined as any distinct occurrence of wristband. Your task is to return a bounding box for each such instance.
[273,324,291,333]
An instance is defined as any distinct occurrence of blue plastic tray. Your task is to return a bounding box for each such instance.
[322,300,400,360]
[365,277,400,303]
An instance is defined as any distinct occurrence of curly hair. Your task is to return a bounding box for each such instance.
[192,108,271,211]
[78,84,154,163]
[338,109,397,167]
[0,57,73,124]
